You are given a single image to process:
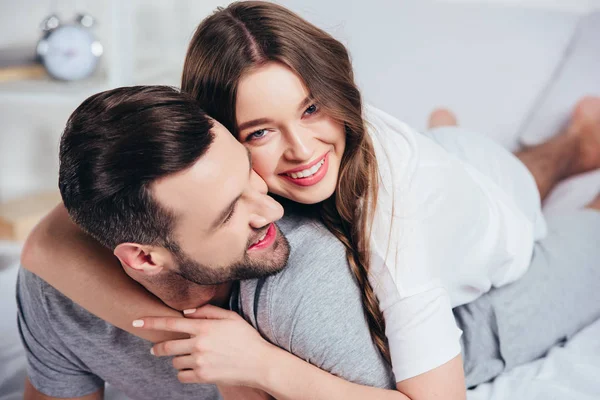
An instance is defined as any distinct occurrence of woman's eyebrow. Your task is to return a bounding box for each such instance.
[238,118,273,131]
[237,97,313,131]
[297,96,312,112]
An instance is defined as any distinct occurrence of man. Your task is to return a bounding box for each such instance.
[19,85,600,399]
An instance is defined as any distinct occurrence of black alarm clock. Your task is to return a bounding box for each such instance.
[36,13,103,81]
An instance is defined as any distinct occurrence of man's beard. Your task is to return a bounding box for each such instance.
[172,225,291,285]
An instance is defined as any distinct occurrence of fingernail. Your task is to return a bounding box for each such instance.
[183,308,196,315]
[132,320,144,327]
[150,347,155,355]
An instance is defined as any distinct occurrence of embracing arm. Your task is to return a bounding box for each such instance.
[259,347,465,400]
[142,307,466,400]
[219,386,273,400]
[21,203,182,343]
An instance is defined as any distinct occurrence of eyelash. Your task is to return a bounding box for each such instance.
[246,104,319,142]
[223,204,236,224]
[304,104,318,116]
[247,129,268,141]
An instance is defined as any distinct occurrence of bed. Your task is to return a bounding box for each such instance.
[1,2,599,399]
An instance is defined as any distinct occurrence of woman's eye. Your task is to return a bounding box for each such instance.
[248,129,268,141]
[304,104,318,116]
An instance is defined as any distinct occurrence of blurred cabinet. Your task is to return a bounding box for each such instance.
[0,190,61,242]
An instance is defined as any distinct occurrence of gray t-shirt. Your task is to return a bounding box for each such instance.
[17,268,222,399]
[233,214,395,388]
[17,214,394,399]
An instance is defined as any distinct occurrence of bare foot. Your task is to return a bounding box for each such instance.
[428,108,458,129]
[567,96,600,174]
[586,193,600,211]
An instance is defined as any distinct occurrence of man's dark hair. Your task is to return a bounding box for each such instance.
[59,85,214,249]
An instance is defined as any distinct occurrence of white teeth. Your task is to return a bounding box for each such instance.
[254,231,268,245]
[286,158,325,179]
[309,162,321,175]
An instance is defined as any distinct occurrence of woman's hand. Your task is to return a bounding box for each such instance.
[134,305,274,388]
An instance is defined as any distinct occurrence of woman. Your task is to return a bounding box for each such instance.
[21,2,600,399]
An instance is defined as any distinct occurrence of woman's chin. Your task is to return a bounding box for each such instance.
[274,184,336,205]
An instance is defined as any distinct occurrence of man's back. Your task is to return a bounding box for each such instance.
[17,268,221,399]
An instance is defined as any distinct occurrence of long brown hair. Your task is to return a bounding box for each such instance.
[182,1,389,363]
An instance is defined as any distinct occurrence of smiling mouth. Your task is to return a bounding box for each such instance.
[247,223,277,251]
[251,228,268,246]
[281,154,327,179]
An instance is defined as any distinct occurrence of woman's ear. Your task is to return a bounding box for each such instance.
[114,243,165,276]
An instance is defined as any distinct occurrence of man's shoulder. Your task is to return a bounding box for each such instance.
[17,267,126,361]
[239,215,395,388]
[17,268,222,399]
[18,267,108,332]
[277,213,350,280]
[242,214,363,334]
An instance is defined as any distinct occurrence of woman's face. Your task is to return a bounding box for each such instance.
[235,62,346,205]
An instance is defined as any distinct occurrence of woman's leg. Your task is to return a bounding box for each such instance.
[427,108,458,129]
[514,97,600,200]
[456,200,600,388]
[423,123,547,239]
[428,97,600,202]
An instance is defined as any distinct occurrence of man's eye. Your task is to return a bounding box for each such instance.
[248,129,268,141]
[223,205,236,224]
[304,104,318,115]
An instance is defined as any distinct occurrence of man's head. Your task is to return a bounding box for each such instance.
[59,86,289,289]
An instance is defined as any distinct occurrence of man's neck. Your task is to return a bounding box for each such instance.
[136,272,233,311]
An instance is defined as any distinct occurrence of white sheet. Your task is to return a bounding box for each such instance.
[468,319,600,400]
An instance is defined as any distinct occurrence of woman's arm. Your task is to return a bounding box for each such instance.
[21,203,184,343]
[142,306,466,400]
[260,348,465,400]
[218,386,273,400]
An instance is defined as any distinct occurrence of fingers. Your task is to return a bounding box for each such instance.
[172,355,196,370]
[133,317,208,334]
[183,304,238,320]
[178,369,205,384]
[151,338,197,357]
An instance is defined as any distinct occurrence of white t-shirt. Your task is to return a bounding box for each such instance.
[364,105,547,382]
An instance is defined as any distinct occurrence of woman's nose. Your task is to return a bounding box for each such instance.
[283,128,313,161]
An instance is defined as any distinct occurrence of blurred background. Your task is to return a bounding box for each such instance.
[0,0,599,235]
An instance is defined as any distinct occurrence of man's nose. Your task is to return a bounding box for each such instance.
[248,171,284,228]
[250,169,268,195]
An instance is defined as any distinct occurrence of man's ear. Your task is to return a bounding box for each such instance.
[114,243,166,276]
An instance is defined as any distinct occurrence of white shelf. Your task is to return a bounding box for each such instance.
[0,70,112,103]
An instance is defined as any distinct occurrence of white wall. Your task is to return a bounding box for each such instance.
[440,0,600,12]
[0,0,596,202]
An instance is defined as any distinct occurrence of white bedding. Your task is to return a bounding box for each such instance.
[2,3,600,399]
[469,318,600,400]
